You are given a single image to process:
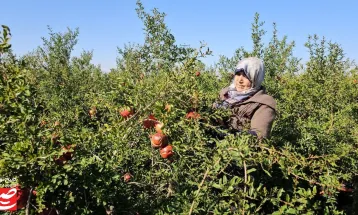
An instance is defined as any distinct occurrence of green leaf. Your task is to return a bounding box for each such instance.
[277,188,284,198]
[246,168,256,174]
[212,183,222,190]
[222,175,227,185]
[262,168,272,177]
[286,208,296,214]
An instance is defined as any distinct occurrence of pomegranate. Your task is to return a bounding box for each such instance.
[120,109,133,119]
[150,132,168,148]
[143,114,158,129]
[186,111,201,119]
[123,173,131,182]
[160,145,174,159]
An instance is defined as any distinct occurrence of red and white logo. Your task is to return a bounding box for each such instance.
[0,188,17,211]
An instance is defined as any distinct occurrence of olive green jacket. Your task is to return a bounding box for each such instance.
[219,87,277,139]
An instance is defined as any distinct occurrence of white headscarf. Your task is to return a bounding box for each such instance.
[226,57,265,104]
[229,57,265,93]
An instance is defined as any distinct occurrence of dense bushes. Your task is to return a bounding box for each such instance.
[0,1,357,214]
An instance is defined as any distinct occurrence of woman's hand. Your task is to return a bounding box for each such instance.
[212,101,228,109]
[219,87,229,101]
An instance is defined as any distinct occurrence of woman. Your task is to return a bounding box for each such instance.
[214,57,276,139]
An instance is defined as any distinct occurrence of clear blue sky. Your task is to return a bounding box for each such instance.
[2,0,358,72]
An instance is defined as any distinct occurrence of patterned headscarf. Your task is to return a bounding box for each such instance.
[226,57,265,104]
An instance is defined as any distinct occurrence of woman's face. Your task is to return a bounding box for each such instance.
[234,71,252,92]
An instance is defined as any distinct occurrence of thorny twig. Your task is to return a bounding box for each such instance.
[288,171,352,192]
[258,145,352,192]
[188,158,221,215]
[30,203,38,210]
[153,161,173,172]
[25,187,33,215]
[216,158,232,177]
[243,161,247,215]
[84,186,89,209]
[127,181,146,187]
[117,77,170,128]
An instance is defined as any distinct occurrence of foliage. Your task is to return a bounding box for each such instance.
[0,25,12,56]
[0,1,357,214]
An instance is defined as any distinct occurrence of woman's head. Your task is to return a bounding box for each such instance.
[233,70,252,92]
[230,57,265,93]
